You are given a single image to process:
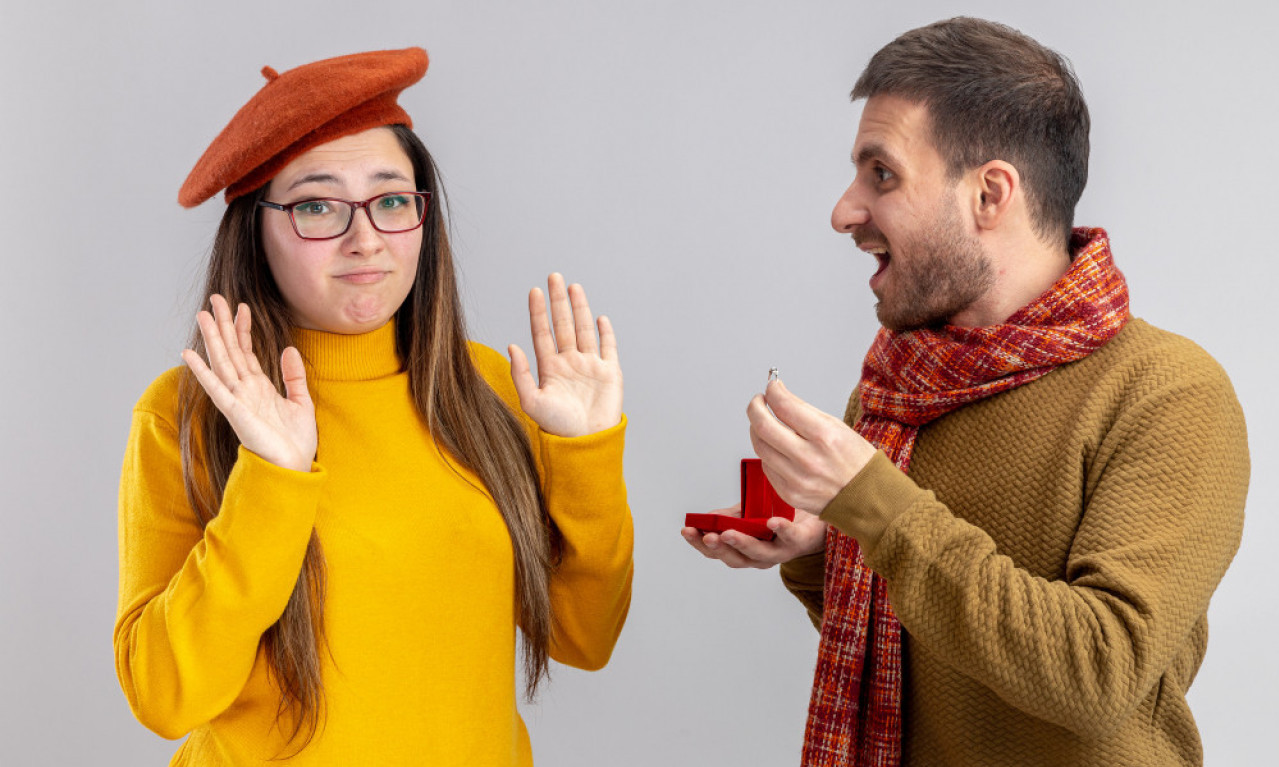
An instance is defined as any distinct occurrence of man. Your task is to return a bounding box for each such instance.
[682,17,1249,767]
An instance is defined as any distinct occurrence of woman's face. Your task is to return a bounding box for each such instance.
[261,127,423,334]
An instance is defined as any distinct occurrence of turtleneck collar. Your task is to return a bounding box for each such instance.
[291,319,403,382]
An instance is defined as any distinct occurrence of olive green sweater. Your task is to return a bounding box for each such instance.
[781,319,1248,766]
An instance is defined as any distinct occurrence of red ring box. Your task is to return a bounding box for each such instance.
[685,459,796,541]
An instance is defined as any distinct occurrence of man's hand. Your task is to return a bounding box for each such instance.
[747,378,876,513]
[681,503,827,569]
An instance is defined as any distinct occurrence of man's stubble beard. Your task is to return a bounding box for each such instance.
[874,200,995,332]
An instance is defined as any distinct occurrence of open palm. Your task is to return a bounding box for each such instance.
[181,294,317,472]
[509,274,623,438]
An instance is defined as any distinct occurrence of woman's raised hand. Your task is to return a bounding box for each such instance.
[181,294,318,472]
[509,274,623,438]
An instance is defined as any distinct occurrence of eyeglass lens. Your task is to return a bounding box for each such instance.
[291,193,426,239]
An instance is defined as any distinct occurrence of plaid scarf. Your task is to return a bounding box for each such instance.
[801,227,1130,766]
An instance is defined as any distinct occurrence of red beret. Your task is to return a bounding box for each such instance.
[178,47,429,208]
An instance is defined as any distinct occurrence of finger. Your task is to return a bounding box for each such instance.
[210,295,251,378]
[236,303,265,376]
[280,347,313,409]
[681,526,713,554]
[716,530,782,568]
[681,528,765,569]
[527,287,557,368]
[196,309,239,386]
[567,283,597,355]
[767,515,811,546]
[546,273,577,353]
[749,429,800,481]
[181,348,238,415]
[769,512,829,555]
[508,343,539,406]
[710,502,743,518]
[748,394,804,457]
[764,379,836,441]
[681,528,732,561]
[597,315,619,364]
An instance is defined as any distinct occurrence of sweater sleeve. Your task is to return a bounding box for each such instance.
[469,344,634,671]
[819,368,1249,738]
[113,371,327,738]
[779,551,826,631]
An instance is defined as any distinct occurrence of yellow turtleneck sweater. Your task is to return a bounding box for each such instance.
[115,321,633,765]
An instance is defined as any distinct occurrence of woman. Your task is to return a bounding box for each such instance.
[114,48,632,765]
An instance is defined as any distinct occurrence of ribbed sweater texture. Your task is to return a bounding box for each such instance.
[782,318,1248,766]
[115,321,633,765]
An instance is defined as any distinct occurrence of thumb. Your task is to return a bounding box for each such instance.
[765,379,826,437]
[281,347,313,408]
[508,344,539,409]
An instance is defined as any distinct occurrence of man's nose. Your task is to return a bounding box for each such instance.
[831,182,869,233]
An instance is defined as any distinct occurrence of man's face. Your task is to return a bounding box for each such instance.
[831,94,993,331]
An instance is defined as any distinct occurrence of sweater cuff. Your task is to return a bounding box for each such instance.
[537,415,627,510]
[780,549,826,592]
[818,449,928,559]
[214,446,327,553]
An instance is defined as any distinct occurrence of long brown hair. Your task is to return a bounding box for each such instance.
[177,124,556,751]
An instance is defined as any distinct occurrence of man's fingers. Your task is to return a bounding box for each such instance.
[710,502,743,518]
[763,379,834,439]
[681,528,769,569]
[749,395,805,464]
[716,529,789,566]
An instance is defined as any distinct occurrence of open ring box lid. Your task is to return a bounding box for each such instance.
[685,459,796,541]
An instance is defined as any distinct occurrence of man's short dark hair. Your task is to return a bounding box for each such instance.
[852,17,1090,247]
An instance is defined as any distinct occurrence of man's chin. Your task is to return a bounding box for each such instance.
[876,301,945,333]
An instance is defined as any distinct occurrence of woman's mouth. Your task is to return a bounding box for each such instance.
[335,270,389,285]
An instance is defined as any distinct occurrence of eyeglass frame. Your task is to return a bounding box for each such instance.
[257,191,432,241]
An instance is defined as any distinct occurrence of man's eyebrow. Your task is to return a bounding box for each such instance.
[286,169,412,192]
[853,143,903,170]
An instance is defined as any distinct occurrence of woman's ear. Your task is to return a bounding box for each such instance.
[971,160,1019,231]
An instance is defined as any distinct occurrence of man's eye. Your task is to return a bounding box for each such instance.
[874,166,895,183]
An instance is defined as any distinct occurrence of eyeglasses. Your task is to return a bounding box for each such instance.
[258,191,431,240]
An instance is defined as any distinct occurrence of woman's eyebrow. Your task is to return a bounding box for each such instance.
[286,172,340,192]
[286,169,410,192]
[371,169,411,183]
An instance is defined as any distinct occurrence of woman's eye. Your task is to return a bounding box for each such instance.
[377,195,408,209]
[295,201,333,217]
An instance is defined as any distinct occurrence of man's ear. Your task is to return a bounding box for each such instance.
[970,160,1019,231]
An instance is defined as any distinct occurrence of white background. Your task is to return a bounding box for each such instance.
[1,1,1276,764]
